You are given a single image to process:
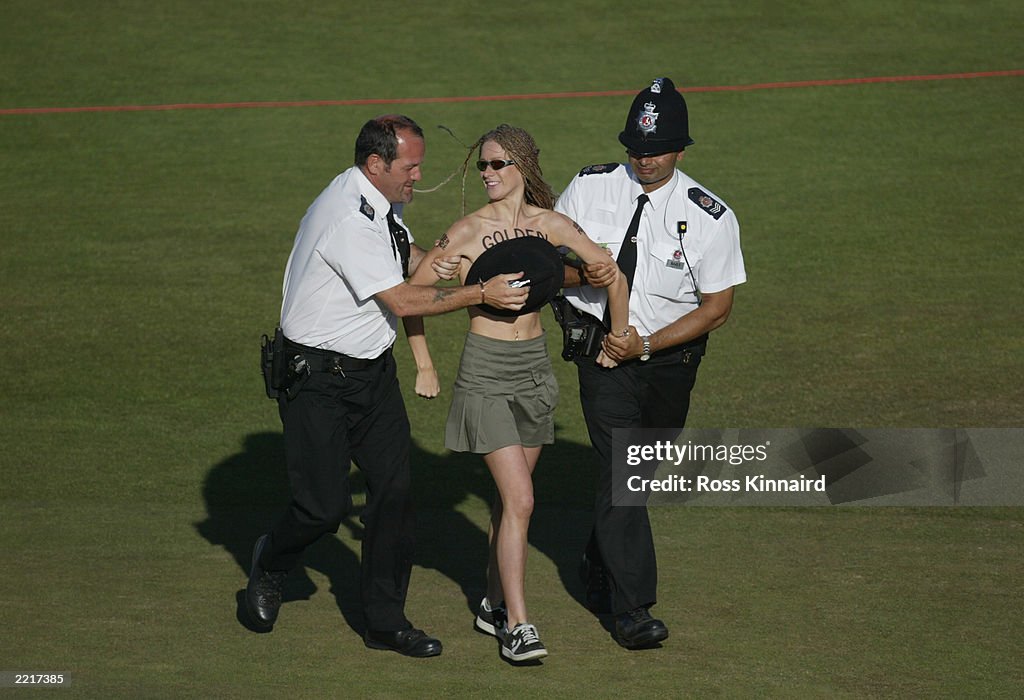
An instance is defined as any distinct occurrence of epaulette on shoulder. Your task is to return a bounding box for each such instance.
[577,163,620,177]
[359,195,375,221]
[688,187,727,220]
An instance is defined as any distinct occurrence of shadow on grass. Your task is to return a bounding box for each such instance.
[195,424,601,636]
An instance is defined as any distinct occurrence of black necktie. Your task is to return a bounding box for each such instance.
[604,193,648,329]
[386,207,411,278]
[616,193,649,294]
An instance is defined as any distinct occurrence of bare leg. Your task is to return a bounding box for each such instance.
[484,444,542,628]
[484,493,503,606]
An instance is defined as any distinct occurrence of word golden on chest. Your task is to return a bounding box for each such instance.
[482,228,549,249]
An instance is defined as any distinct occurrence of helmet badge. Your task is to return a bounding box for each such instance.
[637,101,659,135]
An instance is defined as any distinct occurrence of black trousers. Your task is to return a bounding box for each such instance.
[261,349,415,631]
[575,349,701,615]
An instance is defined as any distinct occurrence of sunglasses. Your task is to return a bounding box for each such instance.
[476,159,516,172]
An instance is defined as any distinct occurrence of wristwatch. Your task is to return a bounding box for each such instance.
[639,336,652,362]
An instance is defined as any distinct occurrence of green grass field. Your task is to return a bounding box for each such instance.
[2,1,1022,697]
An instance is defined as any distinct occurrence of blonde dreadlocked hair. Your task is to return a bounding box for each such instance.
[456,124,558,213]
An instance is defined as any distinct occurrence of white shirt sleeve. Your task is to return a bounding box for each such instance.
[554,177,580,220]
[696,208,746,294]
[318,216,405,302]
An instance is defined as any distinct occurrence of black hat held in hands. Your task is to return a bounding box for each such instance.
[618,77,695,156]
[466,236,565,318]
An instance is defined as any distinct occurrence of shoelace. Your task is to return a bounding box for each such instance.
[256,571,288,603]
[516,624,540,645]
[626,607,651,623]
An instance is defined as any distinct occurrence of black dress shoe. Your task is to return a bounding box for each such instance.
[615,607,669,649]
[245,534,288,630]
[364,628,443,658]
[579,553,612,614]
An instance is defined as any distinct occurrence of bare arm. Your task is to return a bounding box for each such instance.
[402,314,440,398]
[549,215,629,332]
[560,257,618,289]
[410,242,462,281]
[602,287,735,362]
[408,244,428,276]
[550,218,620,288]
[401,237,459,399]
[561,262,585,288]
[376,271,526,318]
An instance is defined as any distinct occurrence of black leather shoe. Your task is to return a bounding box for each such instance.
[245,534,288,630]
[615,607,669,649]
[364,628,443,658]
[579,552,612,614]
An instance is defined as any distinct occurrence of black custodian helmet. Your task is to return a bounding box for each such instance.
[618,77,695,156]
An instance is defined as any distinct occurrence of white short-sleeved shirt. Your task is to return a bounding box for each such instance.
[280,166,415,358]
[555,164,746,336]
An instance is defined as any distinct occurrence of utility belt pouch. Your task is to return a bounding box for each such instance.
[260,327,311,399]
[260,328,283,399]
[283,353,310,399]
[549,295,606,361]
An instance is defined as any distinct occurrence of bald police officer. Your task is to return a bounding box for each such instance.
[555,78,746,649]
[245,115,529,657]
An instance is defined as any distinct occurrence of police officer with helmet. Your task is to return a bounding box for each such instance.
[555,78,746,649]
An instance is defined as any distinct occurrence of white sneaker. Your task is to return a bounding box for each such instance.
[501,622,548,662]
[474,598,507,637]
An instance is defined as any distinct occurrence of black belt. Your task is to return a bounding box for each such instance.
[577,311,708,362]
[653,333,708,358]
[650,334,707,365]
[284,338,388,373]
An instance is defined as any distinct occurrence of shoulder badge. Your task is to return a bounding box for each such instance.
[578,163,620,177]
[359,195,375,221]
[688,187,726,220]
